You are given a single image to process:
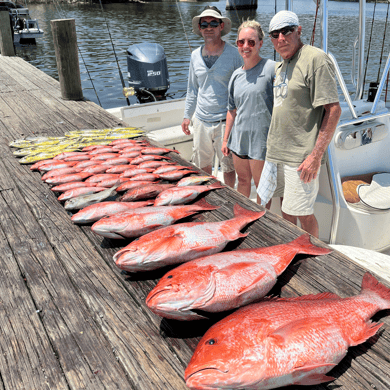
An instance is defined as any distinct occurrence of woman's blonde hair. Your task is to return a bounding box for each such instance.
[237,19,264,41]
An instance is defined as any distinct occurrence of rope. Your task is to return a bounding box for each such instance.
[98,0,130,106]
[175,0,192,54]
[376,0,390,83]
[310,0,320,46]
[362,0,377,95]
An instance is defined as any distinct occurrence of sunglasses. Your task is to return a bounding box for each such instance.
[236,39,256,48]
[199,20,221,29]
[269,26,296,39]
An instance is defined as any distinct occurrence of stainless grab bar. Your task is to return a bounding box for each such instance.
[328,52,358,119]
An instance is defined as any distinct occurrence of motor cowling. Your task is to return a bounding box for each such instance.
[127,43,170,104]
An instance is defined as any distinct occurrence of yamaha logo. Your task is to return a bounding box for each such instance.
[147,70,161,77]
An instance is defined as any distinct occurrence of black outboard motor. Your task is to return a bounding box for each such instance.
[127,43,170,104]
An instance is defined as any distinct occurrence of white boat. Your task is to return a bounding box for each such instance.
[13,18,44,43]
[0,0,44,43]
[107,0,390,261]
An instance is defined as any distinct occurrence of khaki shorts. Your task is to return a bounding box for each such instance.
[191,117,235,173]
[276,164,320,216]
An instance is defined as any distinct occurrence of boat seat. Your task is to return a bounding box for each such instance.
[341,173,377,203]
[357,173,390,210]
[342,172,390,210]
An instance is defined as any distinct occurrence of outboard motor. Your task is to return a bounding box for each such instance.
[127,43,170,104]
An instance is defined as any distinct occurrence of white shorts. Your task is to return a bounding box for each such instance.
[277,164,320,216]
[191,117,235,173]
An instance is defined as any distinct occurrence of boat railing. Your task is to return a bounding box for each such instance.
[328,52,358,119]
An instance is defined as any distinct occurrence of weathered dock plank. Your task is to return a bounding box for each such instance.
[0,54,390,390]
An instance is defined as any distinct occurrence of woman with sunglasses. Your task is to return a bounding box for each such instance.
[221,20,275,204]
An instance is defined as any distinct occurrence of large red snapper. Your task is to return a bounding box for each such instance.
[146,234,330,320]
[185,272,390,389]
[71,200,154,224]
[154,182,224,206]
[115,203,264,273]
[91,202,219,239]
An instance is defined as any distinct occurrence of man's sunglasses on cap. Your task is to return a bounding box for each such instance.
[236,39,256,47]
[269,26,296,39]
[200,20,221,29]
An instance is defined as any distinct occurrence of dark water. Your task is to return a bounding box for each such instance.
[16,0,390,109]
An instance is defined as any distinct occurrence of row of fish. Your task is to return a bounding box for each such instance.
[11,131,390,389]
[10,127,145,163]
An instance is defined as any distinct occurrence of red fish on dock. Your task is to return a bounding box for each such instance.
[185,272,390,389]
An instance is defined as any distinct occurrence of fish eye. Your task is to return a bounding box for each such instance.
[206,339,216,345]
[167,275,173,279]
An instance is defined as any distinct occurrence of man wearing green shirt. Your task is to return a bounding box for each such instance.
[261,10,341,238]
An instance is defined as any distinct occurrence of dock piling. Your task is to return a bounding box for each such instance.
[51,19,83,101]
[0,11,15,56]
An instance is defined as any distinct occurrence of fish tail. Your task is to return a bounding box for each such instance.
[233,203,266,221]
[208,182,225,190]
[361,272,390,310]
[193,198,220,210]
[290,234,332,257]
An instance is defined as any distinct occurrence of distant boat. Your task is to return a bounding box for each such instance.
[0,0,44,43]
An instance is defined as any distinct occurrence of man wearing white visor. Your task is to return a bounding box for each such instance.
[257,10,341,237]
[181,6,243,187]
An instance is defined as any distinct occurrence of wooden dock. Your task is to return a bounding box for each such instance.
[0,55,389,390]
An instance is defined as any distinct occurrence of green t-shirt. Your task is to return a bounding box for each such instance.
[266,45,339,166]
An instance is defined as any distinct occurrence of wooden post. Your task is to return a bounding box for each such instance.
[226,0,257,10]
[51,19,83,101]
[0,11,15,56]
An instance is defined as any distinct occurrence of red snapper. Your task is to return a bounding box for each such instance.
[185,272,390,389]
[146,234,330,320]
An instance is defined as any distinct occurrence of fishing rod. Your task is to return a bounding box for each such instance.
[376,0,389,84]
[98,0,131,106]
[362,0,377,96]
[310,0,320,46]
[175,0,192,54]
